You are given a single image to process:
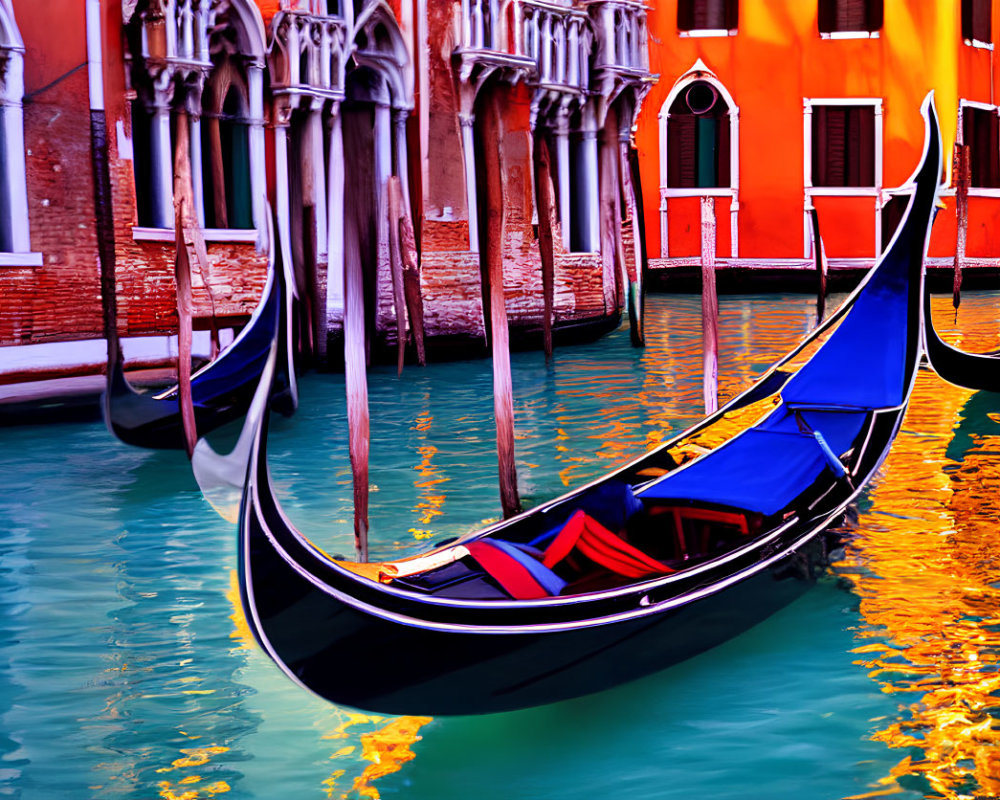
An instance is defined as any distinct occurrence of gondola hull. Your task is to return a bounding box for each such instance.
[243,506,841,714]
[235,95,941,716]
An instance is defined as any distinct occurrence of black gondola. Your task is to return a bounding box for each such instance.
[923,283,1000,392]
[103,215,297,450]
[233,96,942,716]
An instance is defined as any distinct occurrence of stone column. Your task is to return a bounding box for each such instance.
[326,104,345,338]
[189,113,206,227]
[273,107,294,284]
[581,107,600,252]
[247,62,266,236]
[150,98,174,228]
[308,106,328,262]
[555,107,571,250]
[460,111,479,251]
[392,108,411,216]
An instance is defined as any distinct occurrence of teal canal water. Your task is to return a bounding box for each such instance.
[3,292,1000,800]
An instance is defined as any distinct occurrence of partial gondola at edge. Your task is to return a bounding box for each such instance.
[922,278,1000,392]
[102,214,298,450]
[232,95,943,716]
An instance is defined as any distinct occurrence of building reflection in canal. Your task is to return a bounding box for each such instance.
[837,293,1000,799]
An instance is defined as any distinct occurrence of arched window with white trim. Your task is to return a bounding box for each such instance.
[666,80,731,189]
[126,0,266,238]
[658,62,739,258]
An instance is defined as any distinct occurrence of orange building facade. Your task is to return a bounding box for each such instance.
[634,0,1000,277]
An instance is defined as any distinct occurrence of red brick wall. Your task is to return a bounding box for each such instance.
[0,0,100,346]
[420,249,485,339]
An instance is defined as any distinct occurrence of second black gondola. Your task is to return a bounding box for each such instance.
[103,215,297,450]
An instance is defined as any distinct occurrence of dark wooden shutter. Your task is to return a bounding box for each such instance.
[668,114,697,188]
[812,105,827,186]
[818,0,836,34]
[717,114,731,187]
[866,0,883,32]
[962,0,974,40]
[724,0,739,30]
[880,195,907,252]
[696,116,718,187]
[837,0,867,31]
[855,105,875,187]
[815,106,847,187]
[990,111,1000,187]
[976,0,992,43]
[967,108,986,187]
[677,0,694,31]
[964,0,992,42]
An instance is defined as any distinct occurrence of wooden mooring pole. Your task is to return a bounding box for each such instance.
[344,218,370,561]
[399,202,426,367]
[387,176,409,376]
[619,140,645,347]
[700,195,719,416]
[808,206,827,325]
[953,143,969,313]
[173,110,198,457]
[482,93,521,519]
[533,136,556,360]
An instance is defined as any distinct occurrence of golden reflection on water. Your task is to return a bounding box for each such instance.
[226,571,432,799]
[838,294,1000,799]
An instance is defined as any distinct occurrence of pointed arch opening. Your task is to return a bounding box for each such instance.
[657,63,739,258]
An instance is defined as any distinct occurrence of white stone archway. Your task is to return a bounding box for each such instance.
[657,59,740,258]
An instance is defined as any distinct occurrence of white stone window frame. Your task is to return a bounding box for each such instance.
[657,61,740,259]
[677,28,736,38]
[957,98,1000,198]
[0,3,40,267]
[129,0,268,244]
[802,96,883,258]
[820,30,880,40]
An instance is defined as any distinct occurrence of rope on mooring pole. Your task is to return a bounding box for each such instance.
[700,195,719,416]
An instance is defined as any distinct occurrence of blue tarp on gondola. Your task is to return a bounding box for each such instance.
[638,425,849,516]
[778,243,912,410]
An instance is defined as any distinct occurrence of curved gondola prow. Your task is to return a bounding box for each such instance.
[922,289,1000,392]
[102,205,296,450]
[192,337,279,523]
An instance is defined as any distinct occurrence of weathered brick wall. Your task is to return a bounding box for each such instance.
[0,0,102,347]
[420,248,485,339]
[554,252,605,321]
[422,220,471,252]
